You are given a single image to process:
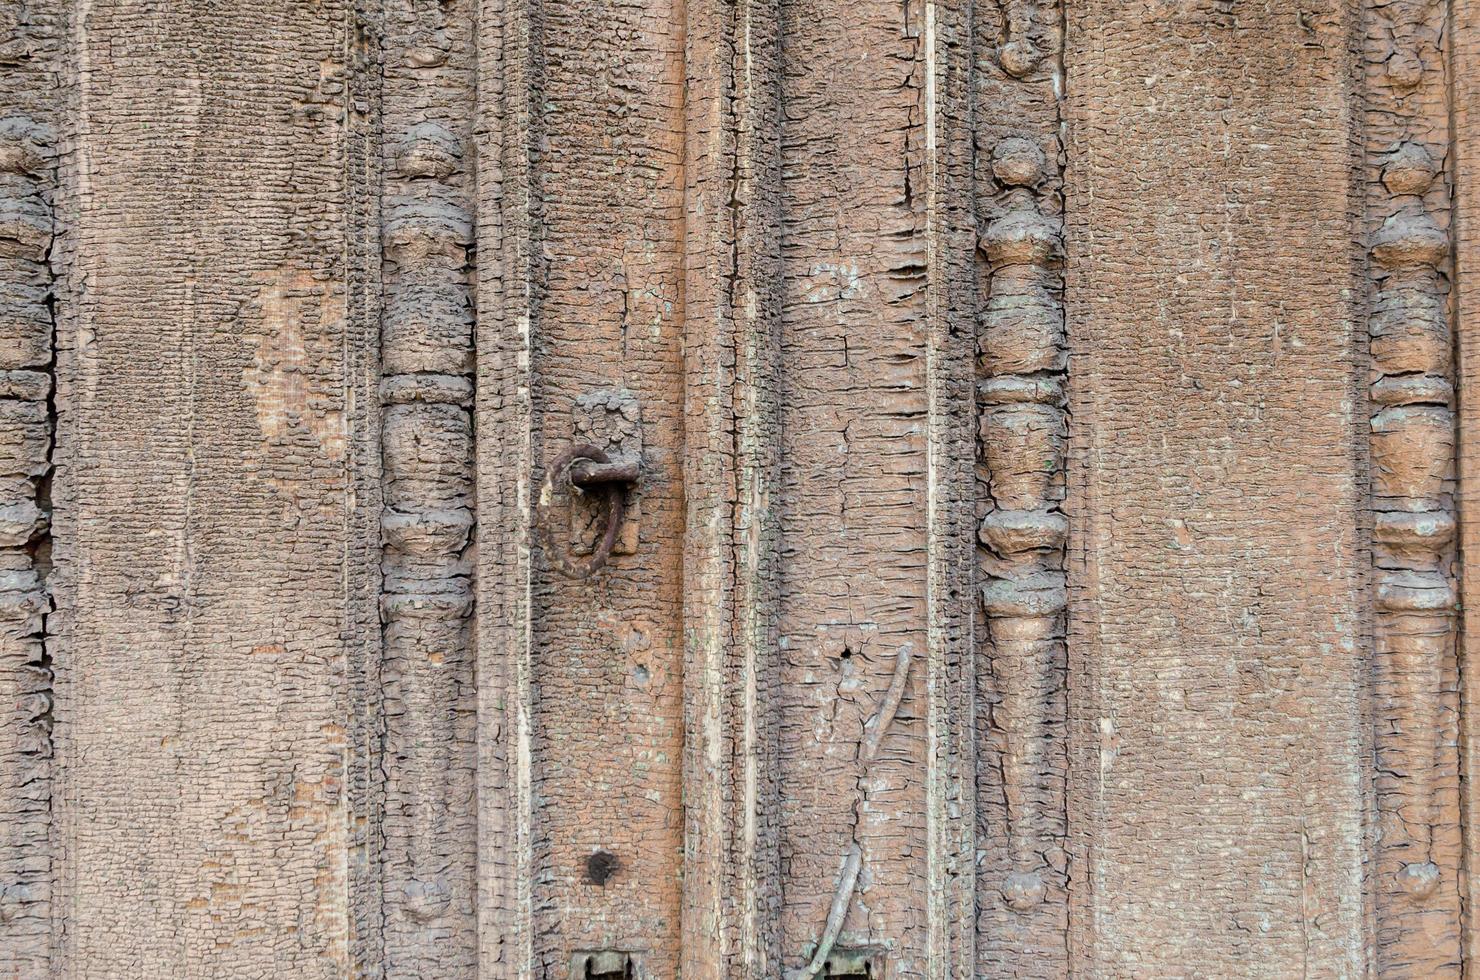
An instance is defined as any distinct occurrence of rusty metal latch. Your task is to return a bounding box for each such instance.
[569,457,641,488]
[534,443,639,579]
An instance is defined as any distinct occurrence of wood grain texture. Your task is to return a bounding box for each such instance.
[474,0,689,974]
[522,0,688,971]
[21,1,1480,974]
[922,0,978,974]
[1451,0,1480,973]
[771,1,975,976]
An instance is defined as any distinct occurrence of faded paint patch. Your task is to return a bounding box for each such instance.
[242,267,346,460]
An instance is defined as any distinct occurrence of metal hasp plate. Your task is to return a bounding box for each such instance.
[570,950,641,979]
[571,389,642,557]
[818,946,886,979]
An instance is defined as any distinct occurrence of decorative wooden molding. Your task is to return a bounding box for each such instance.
[975,1,1068,970]
[997,0,1045,79]
[978,133,1067,915]
[379,0,479,971]
[1365,0,1463,973]
[474,0,541,971]
[924,4,980,975]
[0,110,53,980]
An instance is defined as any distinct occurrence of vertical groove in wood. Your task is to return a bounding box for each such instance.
[345,7,387,974]
[0,0,60,973]
[474,0,540,972]
[971,0,1070,973]
[680,0,784,974]
[1364,0,1465,972]
[377,0,481,969]
[923,0,977,975]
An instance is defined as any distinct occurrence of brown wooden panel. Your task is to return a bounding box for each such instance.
[1065,0,1370,973]
[476,0,689,975]
[51,1,379,974]
[24,0,1480,975]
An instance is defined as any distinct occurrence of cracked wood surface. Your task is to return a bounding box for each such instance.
[471,0,539,972]
[377,0,480,970]
[0,0,58,974]
[774,0,960,973]
[679,0,784,974]
[974,1,1069,971]
[1454,0,1480,975]
[519,0,689,969]
[17,0,1480,976]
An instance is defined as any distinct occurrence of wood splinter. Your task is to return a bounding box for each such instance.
[786,648,911,980]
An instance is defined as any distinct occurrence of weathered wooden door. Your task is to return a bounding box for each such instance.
[5,0,1480,976]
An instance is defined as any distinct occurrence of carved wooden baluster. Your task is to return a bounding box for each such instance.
[0,115,54,980]
[1384,0,1439,90]
[978,137,1066,915]
[1360,0,1466,967]
[1371,138,1455,896]
[998,0,1043,79]
[379,0,479,972]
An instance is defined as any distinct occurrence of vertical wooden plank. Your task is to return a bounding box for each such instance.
[772,0,975,975]
[774,0,926,966]
[50,0,379,973]
[680,0,785,975]
[346,12,385,973]
[478,0,689,972]
[1064,0,1370,973]
[529,0,687,970]
[474,0,539,972]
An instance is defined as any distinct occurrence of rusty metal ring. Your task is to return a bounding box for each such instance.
[533,444,626,579]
